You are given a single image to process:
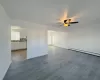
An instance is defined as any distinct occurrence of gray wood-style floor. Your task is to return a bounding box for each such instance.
[3,46,100,80]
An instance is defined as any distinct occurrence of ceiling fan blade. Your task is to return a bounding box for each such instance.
[70,12,83,22]
[58,10,68,23]
[70,22,79,24]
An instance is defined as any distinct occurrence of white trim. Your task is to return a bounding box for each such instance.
[53,45,100,57]
[68,48,100,57]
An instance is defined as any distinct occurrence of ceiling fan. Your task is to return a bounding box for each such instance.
[57,10,80,27]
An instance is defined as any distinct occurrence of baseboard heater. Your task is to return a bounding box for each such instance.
[68,48,100,57]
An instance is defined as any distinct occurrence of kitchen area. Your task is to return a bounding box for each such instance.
[11,26,27,62]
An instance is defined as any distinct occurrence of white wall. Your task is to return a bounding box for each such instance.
[0,4,11,80]
[10,20,48,59]
[27,27,48,59]
[19,29,27,38]
[52,23,100,54]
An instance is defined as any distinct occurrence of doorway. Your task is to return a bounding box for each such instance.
[48,30,55,45]
[11,26,27,62]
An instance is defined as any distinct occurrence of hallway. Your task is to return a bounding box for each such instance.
[3,46,100,80]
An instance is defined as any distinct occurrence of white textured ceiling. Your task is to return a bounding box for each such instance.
[0,0,100,26]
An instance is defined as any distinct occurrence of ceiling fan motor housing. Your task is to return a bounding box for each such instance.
[64,19,71,24]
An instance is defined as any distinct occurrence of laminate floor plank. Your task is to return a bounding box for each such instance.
[3,46,100,80]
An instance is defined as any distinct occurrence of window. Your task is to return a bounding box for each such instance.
[11,31,20,40]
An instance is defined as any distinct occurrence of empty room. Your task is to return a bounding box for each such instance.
[0,0,100,80]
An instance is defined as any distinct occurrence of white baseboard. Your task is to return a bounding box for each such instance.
[68,48,100,57]
[27,53,48,60]
[53,45,100,57]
